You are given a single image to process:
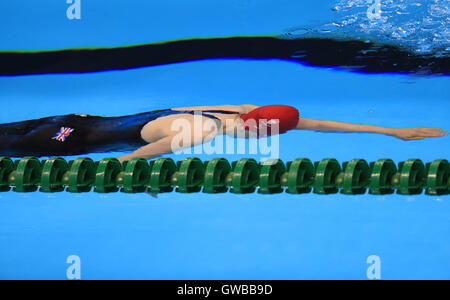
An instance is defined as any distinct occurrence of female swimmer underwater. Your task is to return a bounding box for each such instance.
[0,104,447,162]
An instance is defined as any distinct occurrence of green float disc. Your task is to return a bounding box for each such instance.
[340,159,370,195]
[203,158,231,194]
[40,157,69,193]
[284,158,314,194]
[229,158,260,194]
[148,158,177,194]
[397,159,426,195]
[121,158,151,193]
[174,158,204,193]
[313,159,341,194]
[425,159,449,196]
[11,157,42,193]
[94,158,122,193]
[0,157,15,192]
[258,159,286,194]
[369,159,397,195]
[65,157,96,193]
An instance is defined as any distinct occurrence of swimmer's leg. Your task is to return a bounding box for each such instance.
[0,115,89,157]
[0,117,51,156]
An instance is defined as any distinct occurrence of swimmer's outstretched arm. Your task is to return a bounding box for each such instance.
[117,136,174,162]
[296,118,448,140]
[118,125,219,162]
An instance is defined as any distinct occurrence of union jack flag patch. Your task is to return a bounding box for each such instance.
[52,127,74,142]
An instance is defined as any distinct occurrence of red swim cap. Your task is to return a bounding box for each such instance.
[240,105,299,136]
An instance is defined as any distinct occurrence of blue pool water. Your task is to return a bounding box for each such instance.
[0,0,448,279]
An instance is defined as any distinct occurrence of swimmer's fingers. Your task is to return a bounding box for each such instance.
[415,128,448,138]
[146,191,159,198]
[403,135,445,140]
[418,128,448,137]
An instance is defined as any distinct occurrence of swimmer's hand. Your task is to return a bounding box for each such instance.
[146,191,159,198]
[392,127,448,141]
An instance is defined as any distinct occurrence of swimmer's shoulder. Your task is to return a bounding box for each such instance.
[171,104,260,114]
[73,113,104,119]
[240,104,260,113]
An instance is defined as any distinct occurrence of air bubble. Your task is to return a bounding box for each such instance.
[310,0,450,56]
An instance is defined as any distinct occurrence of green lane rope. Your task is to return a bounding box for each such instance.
[0,157,448,195]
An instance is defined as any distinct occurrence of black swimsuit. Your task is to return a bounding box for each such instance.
[0,109,239,157]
